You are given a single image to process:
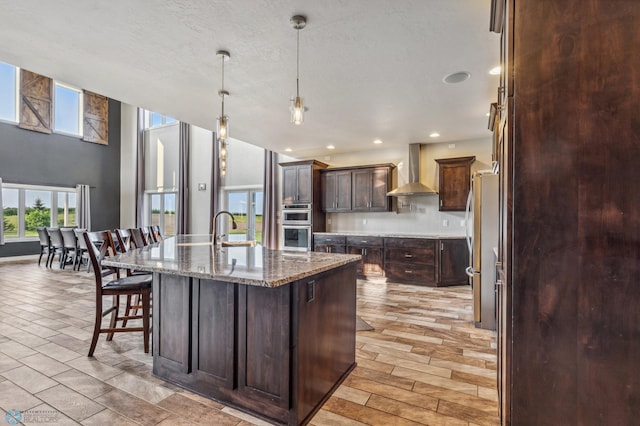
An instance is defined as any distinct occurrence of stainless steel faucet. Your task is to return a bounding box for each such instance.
[212,210,237,246]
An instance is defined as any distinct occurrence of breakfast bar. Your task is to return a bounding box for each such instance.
[102,235,360,425]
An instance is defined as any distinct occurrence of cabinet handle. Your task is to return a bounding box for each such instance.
[404,270,414,274]
[404,254,413,258]
[440,242,444,251]
[361,240,368,243]
[440,199,443,207]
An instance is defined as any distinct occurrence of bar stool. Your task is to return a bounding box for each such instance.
[83,230,151,357]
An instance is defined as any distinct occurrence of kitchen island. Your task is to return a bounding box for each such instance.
[103,235,360,425]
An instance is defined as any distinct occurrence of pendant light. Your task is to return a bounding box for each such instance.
[290,15,306,125]
[216,50,230,177]
[216,50,230,141]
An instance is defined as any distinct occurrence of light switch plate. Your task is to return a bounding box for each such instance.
[198,183,207,191]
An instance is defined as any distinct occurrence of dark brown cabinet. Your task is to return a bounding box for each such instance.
[280,160,328,205]
[384,237,435,286]
[346,236,384,277]
[436,238,468,286]
[435,156,475,211]
[352,167,391,212]
[313,234,346,253]
[322,170,352,212]
[320,164,394,213]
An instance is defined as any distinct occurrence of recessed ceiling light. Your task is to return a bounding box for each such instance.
[429,132,440,138]
[442,71,471,84]
[285,148,292,152]
[373,139,382,144]
[489,66,501,75]
[327,145,335,150]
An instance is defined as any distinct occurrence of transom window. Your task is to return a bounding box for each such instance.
[0,61,18,123]
[2,183,76,241]
[143,110,177,129]
[54,82,83,136]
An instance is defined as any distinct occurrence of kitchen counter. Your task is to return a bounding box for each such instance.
[314,231,465,239]
[102,234,359,426]
[103,234,360,287]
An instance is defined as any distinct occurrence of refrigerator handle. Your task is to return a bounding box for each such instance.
[465,266,475,278]
[465,184,473,254]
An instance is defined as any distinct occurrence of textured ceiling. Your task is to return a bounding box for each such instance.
[0,0,500,157]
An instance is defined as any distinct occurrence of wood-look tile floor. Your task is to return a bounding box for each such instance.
[0,258,497,425]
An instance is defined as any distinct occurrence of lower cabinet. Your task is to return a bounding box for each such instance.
[313,234,468,287]
[384,237,436,286]
[346,236,384,277]
[436,238,469,286]
[313,234,346,253]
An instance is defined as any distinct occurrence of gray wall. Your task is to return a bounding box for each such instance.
[0,99,121,257]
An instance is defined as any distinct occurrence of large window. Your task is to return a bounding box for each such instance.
[144,111,177,129]
[0,61,18,122]
[1,184,76,241]
[224,189,263,244]
[54,82,83,136]
[148,192,176,237]
[143,110,179,236]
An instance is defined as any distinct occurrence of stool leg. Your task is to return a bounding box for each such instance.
[106,295,119,341]
[142,290,150,354]
[122,295,132,327]
[88,295,102,357]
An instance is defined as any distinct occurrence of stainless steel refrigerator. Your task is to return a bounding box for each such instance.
[465,171,499,330]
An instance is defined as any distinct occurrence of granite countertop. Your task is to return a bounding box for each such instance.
[102,235,361,288]
[314,232,465,239]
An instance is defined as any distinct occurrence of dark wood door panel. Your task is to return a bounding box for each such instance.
[156,274,192,372]
[238,284,290,408]
[196,280,235,388]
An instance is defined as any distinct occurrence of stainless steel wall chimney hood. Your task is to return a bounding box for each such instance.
[387,143,437,196]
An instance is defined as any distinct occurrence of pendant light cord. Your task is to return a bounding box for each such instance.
[296,28,300,97]
[221,54,225,116]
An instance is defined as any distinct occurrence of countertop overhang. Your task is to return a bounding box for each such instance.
[102,234,361,288]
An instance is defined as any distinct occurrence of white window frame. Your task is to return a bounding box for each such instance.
[1,183,76,242]
[0,61,19,124]
[222,186,264,243]
[142,109,177,130]
[145,190,178,237]
[53,81,83,137]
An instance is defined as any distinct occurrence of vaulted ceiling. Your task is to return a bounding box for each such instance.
[0,0,500,157]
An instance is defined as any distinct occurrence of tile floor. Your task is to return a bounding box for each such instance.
[0,258,498,425]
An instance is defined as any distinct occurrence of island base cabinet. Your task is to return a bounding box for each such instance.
[152,264,357,425]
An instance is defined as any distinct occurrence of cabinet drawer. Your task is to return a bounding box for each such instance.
[314,234,346,245]
[346,236,384,247]
[385,247,434,264]
[384,237,436,249]
[385,262,435,286]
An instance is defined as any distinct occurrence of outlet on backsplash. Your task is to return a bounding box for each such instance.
[460,219,465,227]
[442,219,449,227]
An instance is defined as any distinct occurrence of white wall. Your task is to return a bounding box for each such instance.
[120,103,137,228]
[322,137,492,236]
[189,125,214,234]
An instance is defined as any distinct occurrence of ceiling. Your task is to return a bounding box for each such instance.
[0,0,500,158]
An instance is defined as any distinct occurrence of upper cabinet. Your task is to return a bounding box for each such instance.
[280,160,328,205]
[320,164,395,213]
[435,156,475,211]
[322,170,352,212]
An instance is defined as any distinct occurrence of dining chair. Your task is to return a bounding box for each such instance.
[46,228,66,268]
[60,228,79,269]
[73,228,89,271]
[150,225,163,242]
[83,230,151,357]
[129,228,148,249]
[140,227,152,246]
[114,228,132,253]
[36,227,53,266]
